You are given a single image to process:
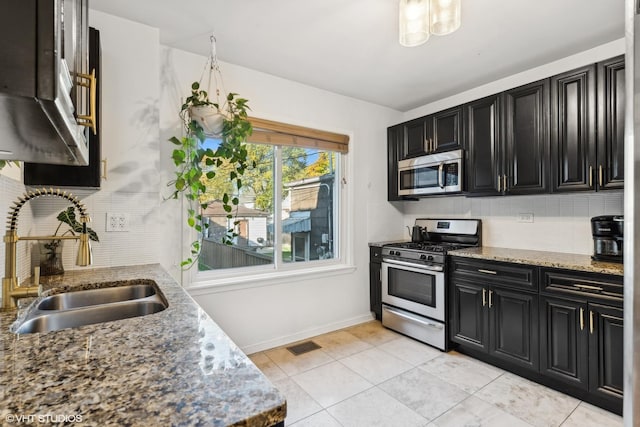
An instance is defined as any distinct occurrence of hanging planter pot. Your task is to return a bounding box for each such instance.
[189,105,226,137]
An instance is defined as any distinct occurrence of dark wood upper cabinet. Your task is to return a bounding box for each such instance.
[464,94,502,195]
[503,79,549,195]
[24,27,102,188]
[399,106,462,160]
[597,55,625,191]
[432,106,462,152]
[387,125,403,201]
[550,64,597,192]
[387,55,623,199]
[402,117,429,159]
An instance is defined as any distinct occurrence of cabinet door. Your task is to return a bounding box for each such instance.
[387,125,402,201]
[465,94,502,195]
[503,80,549,195]
[539,296,589,390]
[450,279,489,352]
[489,287,539,370]
[432,106,462,152]
[597,55,625,191]
[402,117,429,159]
[588,303,623,405]
[369,262,382,320]
[550,64,596,192]
[24,27,102,187]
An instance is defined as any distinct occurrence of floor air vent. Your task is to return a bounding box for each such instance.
[286,340,321,356]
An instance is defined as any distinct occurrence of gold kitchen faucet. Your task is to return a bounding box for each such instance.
[2,188,93,310]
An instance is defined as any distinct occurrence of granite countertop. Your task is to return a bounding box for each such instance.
[0,264,286,427]
[449,247,624,276]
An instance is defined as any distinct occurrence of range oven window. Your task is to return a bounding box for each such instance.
[387,266,436,308]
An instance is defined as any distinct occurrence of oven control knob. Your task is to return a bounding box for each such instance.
[428,255,434,261]
[394,251,401,256]
[419,254,427,260]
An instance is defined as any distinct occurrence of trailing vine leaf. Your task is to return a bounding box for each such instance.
[168,82,252,269]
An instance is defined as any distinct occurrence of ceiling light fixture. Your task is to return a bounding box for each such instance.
[399,0,461,47]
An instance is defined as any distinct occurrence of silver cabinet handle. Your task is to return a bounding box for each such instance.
[589,310,594,334]
[478,269,497,275]
[482,288,487,306]
[503,174,507,191]
[489,290,493,308]
[580,308,585,330]
[589,165,593,188]
[497,174,501,192]
[424,138,429,153]
[573,284,603,292]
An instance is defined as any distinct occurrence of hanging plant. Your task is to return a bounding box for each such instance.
[167,36,253,269]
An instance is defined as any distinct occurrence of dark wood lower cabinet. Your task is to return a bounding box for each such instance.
[489,288,538,370]
[449,257,623,415]
[539,296,589,389]
[588,303,624,404]
[450,279,488,352]
[450,278,538,370]
[369,246,382,320]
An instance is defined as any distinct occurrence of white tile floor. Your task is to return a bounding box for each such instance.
[249,321,623,427]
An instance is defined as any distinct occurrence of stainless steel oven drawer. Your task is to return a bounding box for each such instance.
[382,305,445,351]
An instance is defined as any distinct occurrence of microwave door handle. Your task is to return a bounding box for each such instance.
[438,163,445,188]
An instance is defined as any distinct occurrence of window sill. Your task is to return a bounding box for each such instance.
[186,263,357,296]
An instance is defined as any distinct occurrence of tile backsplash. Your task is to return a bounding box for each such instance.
[402,192,623,255]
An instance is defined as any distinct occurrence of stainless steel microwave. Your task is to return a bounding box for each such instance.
[398,149,463,196]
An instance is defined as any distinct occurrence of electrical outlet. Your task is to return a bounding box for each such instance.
[106,212,130,232]
[517,213,534,223]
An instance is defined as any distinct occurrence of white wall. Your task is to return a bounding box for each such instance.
[160,46,403,353]
[393,38,626,255]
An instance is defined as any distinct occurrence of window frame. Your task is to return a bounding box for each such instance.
[186,118,353,290]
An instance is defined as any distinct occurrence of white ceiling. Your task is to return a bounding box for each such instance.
[90,0,624,112]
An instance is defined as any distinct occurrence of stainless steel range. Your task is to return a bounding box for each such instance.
[381,218,482,350]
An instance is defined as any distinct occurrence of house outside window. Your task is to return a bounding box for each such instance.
[196,118,349,277]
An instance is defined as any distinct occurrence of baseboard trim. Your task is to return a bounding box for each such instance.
[242,313,375,354]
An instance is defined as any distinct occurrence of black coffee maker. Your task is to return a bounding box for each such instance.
[591,215,623,263]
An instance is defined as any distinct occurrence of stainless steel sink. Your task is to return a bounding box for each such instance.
[14,300,167,334]
[12,282,168,334]
[37,284,157,310]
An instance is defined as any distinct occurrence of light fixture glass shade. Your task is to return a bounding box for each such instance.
[430,0,461,36]
[399,0,430,47]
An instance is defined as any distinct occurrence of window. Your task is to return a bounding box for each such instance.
[197,118,349,275]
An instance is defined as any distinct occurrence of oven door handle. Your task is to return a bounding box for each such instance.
[382,259,444,272]
[384,306,444,330]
